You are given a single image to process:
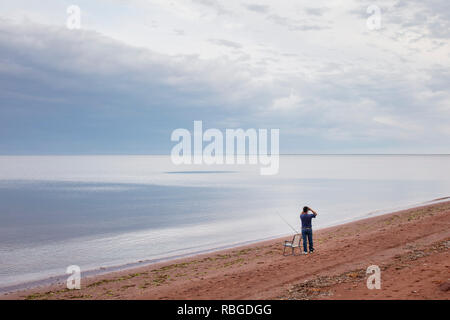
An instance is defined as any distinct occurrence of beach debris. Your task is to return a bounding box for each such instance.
[280,269,365,300]
[439,281,450,292]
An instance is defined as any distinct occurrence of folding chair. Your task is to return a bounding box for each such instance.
[283,234,302,256]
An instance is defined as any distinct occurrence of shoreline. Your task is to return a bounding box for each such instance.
[0,235,284,295]
[2,197,448,295]
[2,198,450,299]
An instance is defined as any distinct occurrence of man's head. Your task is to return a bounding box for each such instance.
[303,206,309,213]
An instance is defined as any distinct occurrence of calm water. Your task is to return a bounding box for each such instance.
[0,155,449,289]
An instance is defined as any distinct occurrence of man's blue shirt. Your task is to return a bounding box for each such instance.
[300,213,316,229]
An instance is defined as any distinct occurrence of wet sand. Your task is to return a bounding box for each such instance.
[2,200,450,300]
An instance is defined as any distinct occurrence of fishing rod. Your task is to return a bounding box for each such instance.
[276,211,299,234]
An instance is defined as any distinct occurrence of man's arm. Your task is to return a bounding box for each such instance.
[309,208,318,216]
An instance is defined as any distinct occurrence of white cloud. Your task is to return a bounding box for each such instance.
[373,116,421,131]
[0,1,449,153]
[272,91,302,110]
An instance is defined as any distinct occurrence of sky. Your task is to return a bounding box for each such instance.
[0,0,449,154]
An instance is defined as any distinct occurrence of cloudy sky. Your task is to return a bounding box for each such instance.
[0,0,449,154]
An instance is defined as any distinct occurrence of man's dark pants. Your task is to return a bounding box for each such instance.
[301,228,314,253]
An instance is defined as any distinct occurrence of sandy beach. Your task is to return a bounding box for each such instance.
[2,200,450,300]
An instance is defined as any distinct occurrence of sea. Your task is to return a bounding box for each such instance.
[0,155,449,291]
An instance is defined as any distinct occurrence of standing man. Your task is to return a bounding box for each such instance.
[300,206,317,254]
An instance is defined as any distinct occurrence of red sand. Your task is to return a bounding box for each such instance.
[2,201,450,300]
